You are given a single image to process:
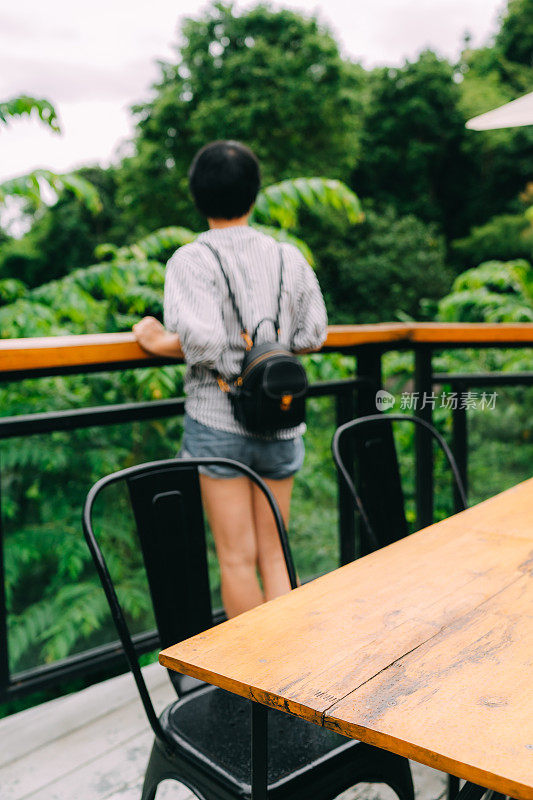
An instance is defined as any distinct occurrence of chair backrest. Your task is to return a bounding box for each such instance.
[332,413,468,557]
[82,457,296,739]
[126,465,212,651]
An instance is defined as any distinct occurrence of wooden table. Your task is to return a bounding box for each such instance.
[160,479,533,800]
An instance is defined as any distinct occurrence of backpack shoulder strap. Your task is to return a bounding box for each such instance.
[199,241,252,349]
[250,244,285,343]
[200,239,284,345]
[274,245,284,337]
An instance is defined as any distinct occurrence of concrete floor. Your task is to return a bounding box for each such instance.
[0,663,447,800]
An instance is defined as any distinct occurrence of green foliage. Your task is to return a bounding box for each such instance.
[252,178,364,229]
[99,226,198,264]
[2,174,361,293]
[452,210,533,268]
[350,27,533,241]
[0,278,27,303]
[0,172,361,341]
[352,51,472,239]
[0,168,118,288]
[0,97,103,287]
[0,236,42,290]
[495,0,533,66]
[0,95,60,132]
[0,257,166,338]
[438,259,533,322]
[296,205,450,323]
[1,357,190,675]
[0,169,101,215]
[455,36,533,231]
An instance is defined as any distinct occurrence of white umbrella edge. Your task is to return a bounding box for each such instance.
[466,90,533,131]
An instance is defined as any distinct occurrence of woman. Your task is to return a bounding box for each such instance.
[133,140,327,618]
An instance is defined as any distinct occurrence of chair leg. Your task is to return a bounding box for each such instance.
[350,745,415,800]
[141,739,179,800]
[388,756,415,800]
[448,774,461,799]
[140,738,215,800]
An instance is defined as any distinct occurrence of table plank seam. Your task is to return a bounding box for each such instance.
[319,568,529,725]
[160,560,531,721]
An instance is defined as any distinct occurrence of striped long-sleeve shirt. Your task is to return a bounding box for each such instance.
[163,225,328,439]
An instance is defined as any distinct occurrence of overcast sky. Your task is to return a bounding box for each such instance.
[1,0,505,183]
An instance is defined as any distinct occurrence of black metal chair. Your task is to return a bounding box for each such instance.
[332,413,468,554]
[332,413,468,800]
[82,456,415,800]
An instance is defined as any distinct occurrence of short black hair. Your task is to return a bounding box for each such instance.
[188,140,261,219]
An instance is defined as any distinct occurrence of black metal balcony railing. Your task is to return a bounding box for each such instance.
[0,323,532,703]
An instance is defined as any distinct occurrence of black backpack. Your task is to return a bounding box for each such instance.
[201,241,308,434]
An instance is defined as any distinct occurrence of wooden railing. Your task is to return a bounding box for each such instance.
[1,323,533,378]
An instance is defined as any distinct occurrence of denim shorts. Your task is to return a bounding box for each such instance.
[180,415,305,479]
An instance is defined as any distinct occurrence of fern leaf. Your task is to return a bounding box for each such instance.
[98,226,198,263]
[252,177,364,229]
[0,169,101,214]
[0,95,60,132]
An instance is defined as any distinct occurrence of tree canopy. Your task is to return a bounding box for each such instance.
[352,52,472,240]
[1,0,532,297]
[116,2,363,234]
[495,0,533,66]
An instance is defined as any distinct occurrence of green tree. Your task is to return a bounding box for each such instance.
[116,2,362,236]
[456,46,533,230]
[454,0,533,232]
[352,52,472,240]
[296,204,450,323]
[452,207,533,268]
[495,0,533,67]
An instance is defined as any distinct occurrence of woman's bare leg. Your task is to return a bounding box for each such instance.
[253,476,294,602]
[199,474,263,618]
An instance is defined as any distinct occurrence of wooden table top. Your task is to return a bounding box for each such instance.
[160,478,533,800]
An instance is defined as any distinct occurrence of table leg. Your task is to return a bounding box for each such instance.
[251,701,268,800]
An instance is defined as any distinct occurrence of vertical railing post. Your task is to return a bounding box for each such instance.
[356,346,383,417]
[352,345,384,558]
[414,345,434,529]
[452,380,468,510]
[0,455,10,699]
[335,383,357,565]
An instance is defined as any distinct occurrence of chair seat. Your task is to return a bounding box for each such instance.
[161,684,358,793]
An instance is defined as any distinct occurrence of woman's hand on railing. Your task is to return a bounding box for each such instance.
[132,317,184,359]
